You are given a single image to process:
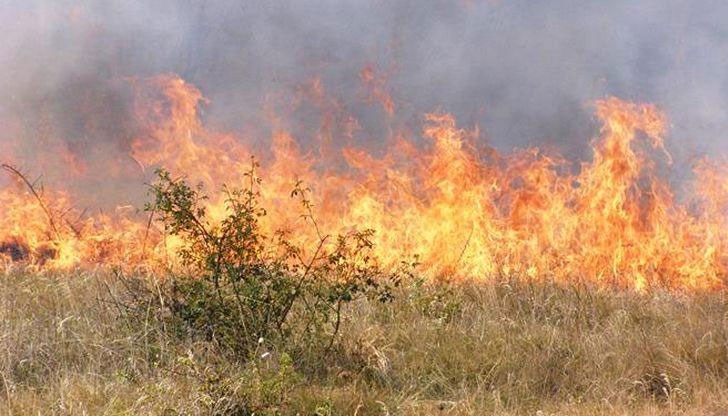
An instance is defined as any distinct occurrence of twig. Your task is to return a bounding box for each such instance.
[277,235,329,334]
[324,300,343,355]
[58,206,82,237]
[1,164,61,239]
[456,225,475,266]
[141,209,155,258]
[66,206,89,237]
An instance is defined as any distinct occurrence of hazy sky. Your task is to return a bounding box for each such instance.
[2,0,728,165]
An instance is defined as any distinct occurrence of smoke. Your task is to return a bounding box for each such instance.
[2,0,728,192]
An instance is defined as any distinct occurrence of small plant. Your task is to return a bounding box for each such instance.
[146,158,399,358]
[174,349,300,414]
[408,277,461,323]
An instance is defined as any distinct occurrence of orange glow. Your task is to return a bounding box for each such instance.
[2,74,726,291]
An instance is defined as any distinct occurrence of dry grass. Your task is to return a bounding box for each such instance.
[3,271,728,415]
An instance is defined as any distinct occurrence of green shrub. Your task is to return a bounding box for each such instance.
[146,159,400,359]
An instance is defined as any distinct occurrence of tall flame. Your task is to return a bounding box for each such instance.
[1,74,726,291]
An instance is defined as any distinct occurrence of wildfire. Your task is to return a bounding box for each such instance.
[1,74,727,291]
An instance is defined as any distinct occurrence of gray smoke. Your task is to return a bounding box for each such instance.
[2,0,728,190]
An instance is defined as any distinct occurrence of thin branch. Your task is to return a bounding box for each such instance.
[456,224,475,267]
[141,209,155,258]
[1,164,61,239]
[277,235,329,334]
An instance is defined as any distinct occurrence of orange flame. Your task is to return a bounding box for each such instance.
[1,74,726,291]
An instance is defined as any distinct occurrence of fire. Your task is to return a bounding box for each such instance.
[2,74,727,291]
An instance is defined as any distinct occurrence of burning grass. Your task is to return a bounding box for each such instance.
[2,271,728,415]
[2,75,728,290]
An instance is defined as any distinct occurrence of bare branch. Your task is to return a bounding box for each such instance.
[1,164,61,239]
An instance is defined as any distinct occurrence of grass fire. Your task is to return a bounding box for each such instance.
[2,1,728,415]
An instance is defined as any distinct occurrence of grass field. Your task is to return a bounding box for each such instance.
[3,271,728,415]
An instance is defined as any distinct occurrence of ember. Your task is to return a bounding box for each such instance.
[0,237,29,262]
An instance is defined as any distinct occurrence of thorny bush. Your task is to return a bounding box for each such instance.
[146,158,401,359]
